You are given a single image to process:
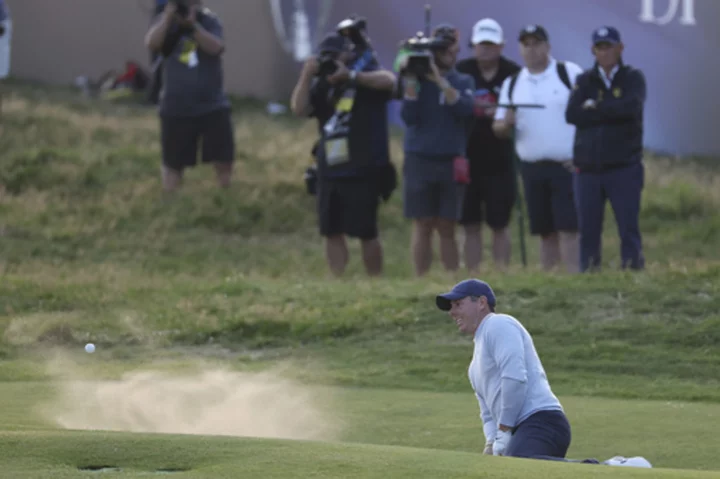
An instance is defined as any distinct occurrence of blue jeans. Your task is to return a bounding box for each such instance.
[506,410,599,464]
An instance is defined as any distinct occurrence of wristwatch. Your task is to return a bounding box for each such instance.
[349,70,357,84]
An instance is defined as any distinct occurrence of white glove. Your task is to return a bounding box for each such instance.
[483,441,493,455]
[492,430,513,456]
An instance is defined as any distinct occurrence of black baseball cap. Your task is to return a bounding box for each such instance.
[518,24,549,42]
[432,23,460,46]
[436,279,497,312]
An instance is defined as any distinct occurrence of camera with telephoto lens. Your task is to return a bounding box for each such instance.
[170,0,190,18]
[314,15,370,79]
[304,165,318,195]
[400,27,456,79]
[316,54,339,77]
[335,14,370,54]
[305,141,321,196]
[169,0,206,24]
[336,15,370,52]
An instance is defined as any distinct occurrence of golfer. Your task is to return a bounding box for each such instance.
[0,0,11,81]
[435,279,652,468]
[436,278,571,459]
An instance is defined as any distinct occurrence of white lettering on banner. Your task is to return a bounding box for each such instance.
[639,0,696,26]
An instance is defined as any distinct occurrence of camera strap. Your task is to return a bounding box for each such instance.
[320,49,375,167]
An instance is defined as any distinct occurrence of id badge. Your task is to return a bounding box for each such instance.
[187,50,199,68]
[325,137,350,166]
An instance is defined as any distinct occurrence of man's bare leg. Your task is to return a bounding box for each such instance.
[437,218,460,272]
[162,165,183,192]
[491,227,511,271]
[559,231,580,273]
[214,162,232,188]
[540,233,561,271]
[463,223,483,273]
[325,235,349,277]
[361,238,383,277]
[411,219,434,277]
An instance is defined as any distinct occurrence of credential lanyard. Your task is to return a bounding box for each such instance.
[323,49,375,135]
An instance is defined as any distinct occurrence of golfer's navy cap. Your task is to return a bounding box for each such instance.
[518,24,549,42]
[592,26,621,45]
[436,279,496,311]
[316,33,351,54]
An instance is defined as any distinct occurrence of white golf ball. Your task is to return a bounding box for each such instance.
[85,343,96,353]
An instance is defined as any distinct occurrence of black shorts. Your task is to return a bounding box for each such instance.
[460,168,517,229]
[519,161,578,236]
[160,108,235,170]
[317,177,379,240]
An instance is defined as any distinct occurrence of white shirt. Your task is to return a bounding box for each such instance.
[598,64,619,89]
[468,313,563,443]
[495,57,583,163]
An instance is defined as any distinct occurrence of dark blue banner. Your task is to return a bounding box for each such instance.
[270,0,716,157]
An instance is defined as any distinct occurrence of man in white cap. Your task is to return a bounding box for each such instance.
[435,278,653,468]
[456,19,521,273]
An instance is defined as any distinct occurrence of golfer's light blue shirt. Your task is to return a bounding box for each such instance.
[468,313,563,443]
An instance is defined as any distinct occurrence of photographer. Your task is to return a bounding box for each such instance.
[144,0,234,192]
[290,27,396,277]
[0,0,11,109]
[399,24,476,277]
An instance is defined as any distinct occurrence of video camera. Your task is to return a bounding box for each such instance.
[398,32,444,78]
[399,26,457,79]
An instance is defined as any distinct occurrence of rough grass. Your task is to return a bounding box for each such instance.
[0,82,720,474]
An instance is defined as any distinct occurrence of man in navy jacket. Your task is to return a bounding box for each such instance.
[399,24,476,276]
[566,26,646,272]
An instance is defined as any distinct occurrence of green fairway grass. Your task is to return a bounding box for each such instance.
[2,378,720,477]
[1,82,719,477]
[5,430,719,479]
[1,377,720,472]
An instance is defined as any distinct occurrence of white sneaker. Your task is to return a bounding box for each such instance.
[603,456,653,468]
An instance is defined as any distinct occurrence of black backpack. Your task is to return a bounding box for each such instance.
[507,61,572,102]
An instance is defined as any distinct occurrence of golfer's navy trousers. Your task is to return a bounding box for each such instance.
[505,410,572,460]
[506,410,601,464]
[573,162,645,272]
